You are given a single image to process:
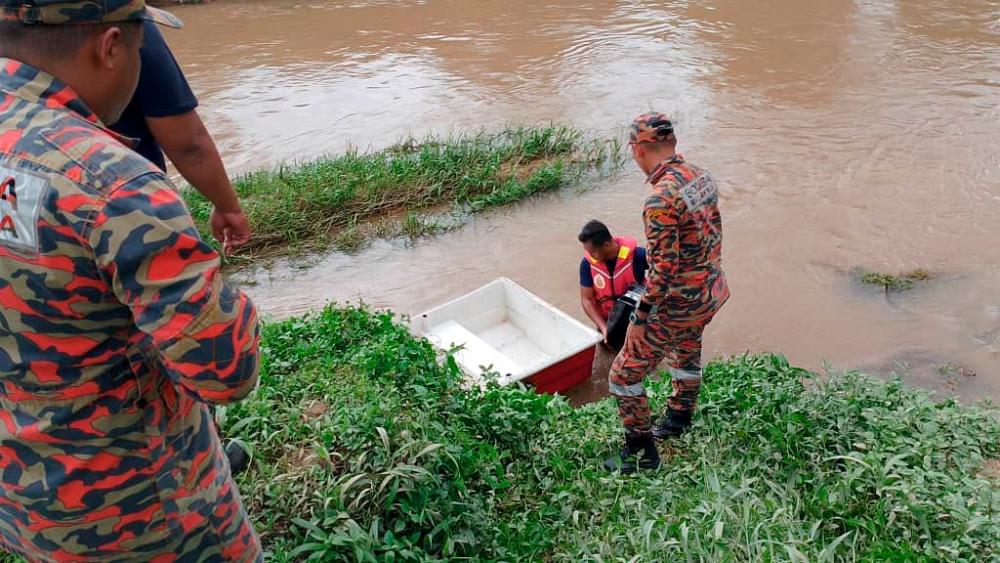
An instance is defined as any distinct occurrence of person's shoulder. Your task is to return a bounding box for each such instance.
[3,113,168,244]
[40,119,163,195]
[647,163,701,212]
[8,99,158,184]
[677,160,712,184]
[579,257,594,286]
[132,20,197,117]
[644,187,677,212]
[651,170,686,192]
[73,130,159,181]
[141,20,169,53]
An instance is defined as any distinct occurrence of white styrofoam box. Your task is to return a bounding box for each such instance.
[411,278,601,385]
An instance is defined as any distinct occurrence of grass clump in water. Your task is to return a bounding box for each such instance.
[183,126,621,264]
[203,306,998,562]
[856,267,934,292]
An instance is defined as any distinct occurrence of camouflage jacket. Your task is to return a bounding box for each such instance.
[641,154,730,322]
[0,60,261,560]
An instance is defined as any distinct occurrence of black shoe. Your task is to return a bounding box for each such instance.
[603,433,661,474]
[225,440,251,476]
[652,410,693,440]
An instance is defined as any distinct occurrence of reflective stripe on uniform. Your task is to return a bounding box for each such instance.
[609,381,646,397]
[669,366,702,381]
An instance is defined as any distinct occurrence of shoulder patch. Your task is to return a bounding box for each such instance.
[0,166,47,252]
[678,173,719,211]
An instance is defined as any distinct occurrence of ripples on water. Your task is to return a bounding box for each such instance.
[167,0,999,401]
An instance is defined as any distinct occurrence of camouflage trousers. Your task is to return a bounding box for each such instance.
[608,316,711,435]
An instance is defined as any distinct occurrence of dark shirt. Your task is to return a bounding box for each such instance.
[110,21,198,171]
[579,246,648,288]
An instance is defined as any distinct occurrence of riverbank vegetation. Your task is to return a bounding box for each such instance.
[1,305,996,562]
[183,126,622,265]
[218,306,998,561]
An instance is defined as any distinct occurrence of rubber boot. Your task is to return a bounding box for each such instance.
[603,433,661,474]
[225,440,251,476]
[652,410,693,440]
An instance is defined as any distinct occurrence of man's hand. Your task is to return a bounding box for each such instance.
[210,208,251,254]
[624,322,648,357]
[149,110,250,254]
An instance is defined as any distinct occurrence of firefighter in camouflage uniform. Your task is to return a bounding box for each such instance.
[604,113,730,473]
[0,1,263,560]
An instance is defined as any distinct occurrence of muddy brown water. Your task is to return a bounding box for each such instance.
[164,0,999,403]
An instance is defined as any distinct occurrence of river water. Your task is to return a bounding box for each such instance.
[163,0,999,402]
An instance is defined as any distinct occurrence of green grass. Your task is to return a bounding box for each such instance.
[856,268,934,292]
[217,306,997,562]
[3,306,997,561]
[183,126,621,264]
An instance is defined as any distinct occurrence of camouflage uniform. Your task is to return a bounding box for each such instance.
[609,113,730,437]
[0,3,262,560]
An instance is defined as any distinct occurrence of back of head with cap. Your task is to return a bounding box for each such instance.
[0,0,180,28]
[0,21,138,62]
[629,112,676,146]
[627,112,679,175]
[0,0,179,61]
[0,0,181,124]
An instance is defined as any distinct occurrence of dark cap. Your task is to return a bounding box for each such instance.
[1,0,182,28]
[629,112,675,144]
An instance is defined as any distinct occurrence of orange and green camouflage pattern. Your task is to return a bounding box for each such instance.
[608,143,730,437]
[0,0,181,28]
[0,59,260,561]
[629,112,674,145]
[641,153,729,321]
[610,319,710,435]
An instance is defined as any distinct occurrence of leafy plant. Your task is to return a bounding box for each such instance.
[5,306,996,562]
[232,306,1000,561]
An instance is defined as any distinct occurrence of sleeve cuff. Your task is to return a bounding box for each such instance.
[143,100,199,119]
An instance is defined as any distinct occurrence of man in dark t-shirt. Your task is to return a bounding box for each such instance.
[112,22,194,170]
[111,21,250,252]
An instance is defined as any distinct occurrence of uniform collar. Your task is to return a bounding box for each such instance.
[646,153,685,185]
[0,58,139,148]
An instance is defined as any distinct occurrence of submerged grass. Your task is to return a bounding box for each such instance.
[212,306,998,562]
[183,126,622,264]
[856,268,935,292]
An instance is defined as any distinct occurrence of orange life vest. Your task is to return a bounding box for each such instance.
[586,236,639,318]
